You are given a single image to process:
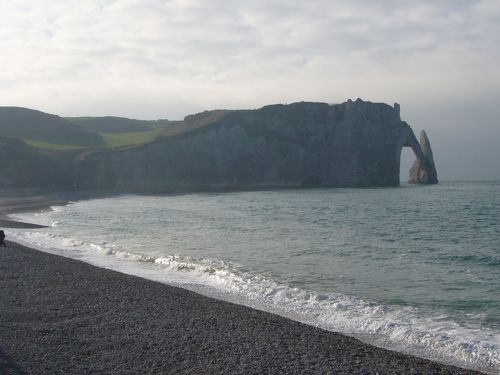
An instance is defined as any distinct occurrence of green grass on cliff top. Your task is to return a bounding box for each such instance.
[24,128,166,150]
[99,128,165,147]
[23,139,90,150]
[21,110,231,150]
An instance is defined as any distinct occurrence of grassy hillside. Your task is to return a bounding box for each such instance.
[1,106,233,150]
[158,110,232,138]
[100,128,167,147]
[66,116,175,134]
[22,140,86,150]
[0,107,105,147]
[23,128,168,150]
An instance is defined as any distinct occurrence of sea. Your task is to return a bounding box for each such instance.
[8,181,500,373]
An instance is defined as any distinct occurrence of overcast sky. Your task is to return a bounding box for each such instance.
[1,0,499,180]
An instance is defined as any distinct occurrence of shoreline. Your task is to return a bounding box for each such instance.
[0,189,492,374]
[0,188,116,228]
[0,241,485,374]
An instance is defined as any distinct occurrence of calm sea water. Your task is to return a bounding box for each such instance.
[10,182,500,373]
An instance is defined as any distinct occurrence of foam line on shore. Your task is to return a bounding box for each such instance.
[0,192,496,374]
[0,242,487,374]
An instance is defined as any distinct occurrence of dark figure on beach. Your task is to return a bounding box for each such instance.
[0,230,6,247]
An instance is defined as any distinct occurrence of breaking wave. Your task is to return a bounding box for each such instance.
[9,227,500,374]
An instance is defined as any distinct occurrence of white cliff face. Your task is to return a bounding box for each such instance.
[72,99,433,191]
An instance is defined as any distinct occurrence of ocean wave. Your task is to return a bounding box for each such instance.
[8,229,500,373]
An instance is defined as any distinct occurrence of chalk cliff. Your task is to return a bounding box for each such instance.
[0,137,69,188]
[72,99,437,191]
[408,130,438,185]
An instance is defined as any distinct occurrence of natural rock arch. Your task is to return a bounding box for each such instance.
[402,130,438,185]
[67,100,439,191]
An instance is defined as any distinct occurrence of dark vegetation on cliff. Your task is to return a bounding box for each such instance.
[0,100,437,190]
[0,107,105,148]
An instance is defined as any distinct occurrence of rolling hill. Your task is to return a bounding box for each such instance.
[0,107,105,148]
[0,106,233,150]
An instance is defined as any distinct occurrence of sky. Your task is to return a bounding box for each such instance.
[0,0,499,180]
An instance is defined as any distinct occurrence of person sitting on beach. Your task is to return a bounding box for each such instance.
[0,230,7,247]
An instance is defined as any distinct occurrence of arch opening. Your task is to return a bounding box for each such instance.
[400,147,415,184]
[400,129,438,185]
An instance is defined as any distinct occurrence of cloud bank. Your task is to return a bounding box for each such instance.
[1,0,499,178]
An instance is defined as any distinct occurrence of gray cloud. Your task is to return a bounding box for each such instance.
[0,0,499,179]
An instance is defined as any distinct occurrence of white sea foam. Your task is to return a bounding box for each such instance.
[9,184,500,374]
[8,227,500,374]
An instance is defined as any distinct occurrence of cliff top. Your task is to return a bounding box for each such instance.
[0,99,400,151]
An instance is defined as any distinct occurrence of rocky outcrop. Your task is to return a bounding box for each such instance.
[408,130,438,185]
[0,137,70,188]
[0,100,438,190]
[71,149,114,190]
[71,99,435,191]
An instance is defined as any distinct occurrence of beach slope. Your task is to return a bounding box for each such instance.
[0,242,482,374]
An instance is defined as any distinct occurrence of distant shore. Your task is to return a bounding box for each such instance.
[0,189,487,374]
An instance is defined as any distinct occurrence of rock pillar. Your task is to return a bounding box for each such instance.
[408,130,438,185]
